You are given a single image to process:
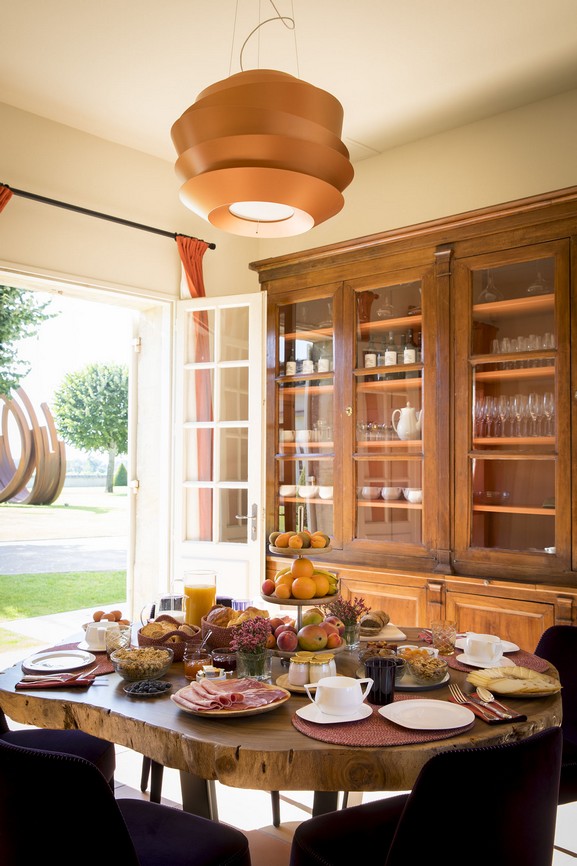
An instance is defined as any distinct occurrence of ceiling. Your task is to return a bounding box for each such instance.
[2,0,577,165]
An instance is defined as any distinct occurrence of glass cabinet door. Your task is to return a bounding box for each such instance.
[453,241,570,570]
[352,275,428,553]
[273,294,336,542]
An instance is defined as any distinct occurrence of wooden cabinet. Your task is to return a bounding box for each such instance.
[252,187,577,634]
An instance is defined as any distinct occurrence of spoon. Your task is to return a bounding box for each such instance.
[475,686,514,718]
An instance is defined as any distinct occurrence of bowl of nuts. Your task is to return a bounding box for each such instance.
[404,655,448,685]
[110,646,174,681]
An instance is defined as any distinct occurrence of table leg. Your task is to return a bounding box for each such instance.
[179,771,219,821]
[312,791,339,816]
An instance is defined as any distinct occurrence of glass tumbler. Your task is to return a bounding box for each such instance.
[184,571,217,626]
[430,620,457,655]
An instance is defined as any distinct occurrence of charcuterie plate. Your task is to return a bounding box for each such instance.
[171,681,291,717]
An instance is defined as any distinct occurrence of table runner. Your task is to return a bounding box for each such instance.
[445,650,549,673]
[292,693,474,747]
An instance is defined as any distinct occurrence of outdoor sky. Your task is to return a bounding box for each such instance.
[17,293,134,408]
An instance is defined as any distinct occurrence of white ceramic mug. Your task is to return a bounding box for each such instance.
[304,675,373,716]
[465,633,503,663]
[84,621,109,651]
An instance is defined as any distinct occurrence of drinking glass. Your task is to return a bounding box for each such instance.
[543,392,555,436]
[474,398,485,438]
[497,395,510,437]
[430,620,457,655]
[484,396,498,438]
[184,571,217,626]
[528,393,542,436]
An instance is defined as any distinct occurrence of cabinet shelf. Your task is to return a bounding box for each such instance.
[279,497,332,505]
[356,439,422,450]
[474,365,555,382]
[359,314,422,335]
[472,436,554,448]
[473,504,556,515]
[356,372,422,392]
[472,294,554,318]
[283,328,333,342]
[277,382,334,396]
[357,499,422,510]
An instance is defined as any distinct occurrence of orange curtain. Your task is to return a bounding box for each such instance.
[176,234,213,540]
[0,185,13,213]
[176,235,209,298]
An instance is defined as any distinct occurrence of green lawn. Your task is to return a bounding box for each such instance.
[0,571,126,620]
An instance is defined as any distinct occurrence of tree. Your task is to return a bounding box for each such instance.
[53,363,129,493]
[0,286,55,395]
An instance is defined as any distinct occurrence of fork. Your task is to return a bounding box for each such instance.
[448,683,498,721]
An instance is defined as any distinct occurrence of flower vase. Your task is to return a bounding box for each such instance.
[343,623,361,651]
[236,650,272,681]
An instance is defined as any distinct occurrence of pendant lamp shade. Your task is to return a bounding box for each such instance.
[171,69,354,237]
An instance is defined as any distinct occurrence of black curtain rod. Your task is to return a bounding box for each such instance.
[3,184,216,250]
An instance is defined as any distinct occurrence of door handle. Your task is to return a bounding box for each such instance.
[235,502,258,541]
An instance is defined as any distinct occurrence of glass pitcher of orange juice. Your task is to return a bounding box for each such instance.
[184,571,217,626]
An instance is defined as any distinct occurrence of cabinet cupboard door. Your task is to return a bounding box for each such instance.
[340,576,428,627]
[453,240,571,575]
[445,591,555,652]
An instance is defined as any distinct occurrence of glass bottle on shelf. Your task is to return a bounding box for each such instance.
[317,342,331,373]
[396,333,406,379]
[302,346,314,375]
[285,348,296,377]
[384,330,397,379]
[404,329,418,378]
[364,337,377,370]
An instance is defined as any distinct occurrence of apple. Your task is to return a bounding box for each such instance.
[324,616,345,636]
[326,632,342,649]
[297,624,328,652]
[275,624,297,639]
[302,607,324,626]
[277,630,298,652]
[261,579,276,596]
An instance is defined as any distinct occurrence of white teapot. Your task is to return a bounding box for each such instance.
[392,402,422,441]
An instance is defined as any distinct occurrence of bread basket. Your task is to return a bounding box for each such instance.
[137,615,201,661]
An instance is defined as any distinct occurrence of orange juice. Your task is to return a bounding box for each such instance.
[184,584,217,626]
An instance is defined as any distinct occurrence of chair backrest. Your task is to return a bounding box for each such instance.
[0,737,141,866]
[0,707,10,735]
[535,625,577,746]
[385,726,563,866]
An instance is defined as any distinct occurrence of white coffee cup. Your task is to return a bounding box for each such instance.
[84,621,109,651]
[304,675,373,716]
[465,633,503,663]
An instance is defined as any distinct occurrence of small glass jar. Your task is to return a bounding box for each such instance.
[183,645,212,681]
[288,657,310,687]
[211,647,237,673]
[308,654,335,682]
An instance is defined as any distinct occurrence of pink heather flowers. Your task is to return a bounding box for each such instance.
[322,595,370,625]
[229,616,271,654]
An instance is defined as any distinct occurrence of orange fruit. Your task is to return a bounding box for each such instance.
[288,535,304,549]
[312,574,330,597]
[291,556,314,578]
[274,584,291,599]
[310,535,326,548]
[275,532,291,548]
[275,571,294,587]
[291,577,317,600]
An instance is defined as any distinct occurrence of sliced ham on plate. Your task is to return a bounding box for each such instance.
[172,677,289,713]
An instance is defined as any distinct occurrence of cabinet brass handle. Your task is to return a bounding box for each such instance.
[345,406,352,416]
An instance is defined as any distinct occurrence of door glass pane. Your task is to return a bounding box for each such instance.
[354,279,424,546]
[184,369,214,422]
[220,428,248,482]
[220,367,248,420]
[220,307,249,361]
[185,310,215,362]
[185,488,213,541]
[184,429,213,482]
[469,256,557,554]
[220,489,247,543]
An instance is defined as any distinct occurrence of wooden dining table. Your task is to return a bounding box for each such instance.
[0,628,562,820]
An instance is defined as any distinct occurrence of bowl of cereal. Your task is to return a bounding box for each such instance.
[111,646,174,681]
[404,655,448,685]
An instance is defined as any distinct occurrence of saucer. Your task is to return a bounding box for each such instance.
[455,636,519,653]
[295,703,373,725]
[455,653,516,669]
[77,641,106,652]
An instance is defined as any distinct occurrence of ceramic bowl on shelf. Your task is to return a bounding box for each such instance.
[403,488,422,503]
[361,487,381,500]
[381,487,402,500]
[298,485,319,498]
[279,485,297,497]
[318,486,333,499]
[280,430,295,442]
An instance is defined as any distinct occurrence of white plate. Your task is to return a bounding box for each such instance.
[77,641,106,652]
[378,699,474,730]
[455,653,516,669]
[455,636,520,653]
[22,650,96,673]
[295,702,373,725]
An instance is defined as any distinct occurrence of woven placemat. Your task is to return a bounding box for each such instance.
[446,650,549,673]
[41,642,114,676]
[292,694,475,746]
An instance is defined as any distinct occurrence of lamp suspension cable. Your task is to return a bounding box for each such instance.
[2,184,216,249]
[238,0,298,75]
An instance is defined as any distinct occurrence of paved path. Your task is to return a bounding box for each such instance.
[0,537,127,574]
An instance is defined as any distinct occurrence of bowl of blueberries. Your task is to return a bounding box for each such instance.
[123,679,172,698]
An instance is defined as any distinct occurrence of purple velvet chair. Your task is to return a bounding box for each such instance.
[535,624,577,804]
[0,737,252,866]
[0,706,115,788]
[289,727,562,866]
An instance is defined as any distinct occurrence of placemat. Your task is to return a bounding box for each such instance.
[292,694,475,746]
[36,642,114,676]
[445,650,549,673]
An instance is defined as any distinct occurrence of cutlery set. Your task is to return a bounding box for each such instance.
[448,682,520,722]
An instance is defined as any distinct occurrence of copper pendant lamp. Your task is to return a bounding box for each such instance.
[171,64,354,238]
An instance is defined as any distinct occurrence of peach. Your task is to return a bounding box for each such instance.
[261,579,276,596]
[277,630,298,652]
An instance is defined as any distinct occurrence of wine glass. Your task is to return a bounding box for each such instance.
[474,397,486,438]
[528,392,543,436]
[512,393,528,437]
[484,396,498,438]
[542,392,555,437]
[497,395,510,437]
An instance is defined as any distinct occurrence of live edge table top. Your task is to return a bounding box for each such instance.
[0,629,562,795]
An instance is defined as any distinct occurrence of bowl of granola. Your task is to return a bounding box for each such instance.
[111,646,174,681]
[404,655,448,685]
